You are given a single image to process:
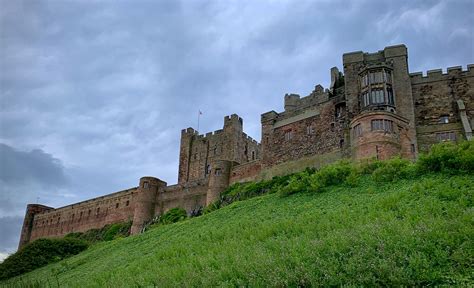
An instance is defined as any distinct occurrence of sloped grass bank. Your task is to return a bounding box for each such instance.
[2,173,473,287]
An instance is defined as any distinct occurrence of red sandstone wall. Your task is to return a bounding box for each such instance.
[29,188,136,242]
[156,179,208,216]
[229,161,262,184]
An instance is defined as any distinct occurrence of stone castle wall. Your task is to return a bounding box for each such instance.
[19,44,473,249]
[410,65,474,151]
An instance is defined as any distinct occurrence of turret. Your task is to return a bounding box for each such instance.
[18,204,53,249]
[284,93,300,112]
[131,176,166,235]
[206,160,232,205]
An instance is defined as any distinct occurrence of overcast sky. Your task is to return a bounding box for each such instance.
[0,0,473,259]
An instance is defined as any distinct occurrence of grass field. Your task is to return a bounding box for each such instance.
[2,172,473,287]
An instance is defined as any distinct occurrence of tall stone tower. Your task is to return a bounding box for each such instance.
[344,44,418,160]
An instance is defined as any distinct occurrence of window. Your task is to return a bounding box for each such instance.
[126,200,130,207]
[215,168,222,176]
[143,181,149,189]
[205,164,211,175]
[387,88,394,105]
[339,139,344,148]
[306,125,314,135]
[439,115,449,124]
[353,124,362,137]
[436,131,456,142]
[251,151,256,160]
[96,207,100,216]
[335,105,344,118]
[116,203,119,209]
[72,213,74,220]
[371,119,393,132]
[284,130,293,141]
[411,144,416,153]
[88,210,91,216]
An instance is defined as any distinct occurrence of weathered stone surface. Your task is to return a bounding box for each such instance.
[19,44,473,248]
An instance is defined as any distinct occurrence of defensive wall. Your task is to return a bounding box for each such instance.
[19,44,473,249]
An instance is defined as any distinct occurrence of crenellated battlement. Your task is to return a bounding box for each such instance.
[410,64,474,84]
[19,43,473,249]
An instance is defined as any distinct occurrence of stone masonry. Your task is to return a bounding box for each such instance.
[19,44,473,249]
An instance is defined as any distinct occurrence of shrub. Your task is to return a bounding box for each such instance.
[372,157,417,183]
[417,140,474,174]
[160,207,187,224]
[278,171,311,197]
[64,222,131,243]
[308,161,355,193]
[0,238,88,280]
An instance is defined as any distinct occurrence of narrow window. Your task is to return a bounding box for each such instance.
[215,168,222,176]
[205,164,211,175]
[126,200,130,207]
[88,210,91,216]
[116,203,119,209]
[411,144,416,153]
[143,181,149,189]
[353,124,362,137]
[96,207,100,216]
[284,130,293,141]
[251,151,256,160]
[438,115,449,124]
[436,131,456,142]
[339,139,344,148]
[306,125,314,135]
[387,89,394,105]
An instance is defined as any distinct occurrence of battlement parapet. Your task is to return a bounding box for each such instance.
[343,44,407,64]
[224,114,243,126]
[410,64,473,84]
[181,127,199,136]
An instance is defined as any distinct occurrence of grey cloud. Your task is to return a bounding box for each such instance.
[0,216,23,254]
[0,144,67,186]
[0,0,472,254]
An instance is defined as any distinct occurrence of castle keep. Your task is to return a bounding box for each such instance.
[19,44,473,249]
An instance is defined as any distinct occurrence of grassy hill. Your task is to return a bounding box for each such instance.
[2,142,473,287]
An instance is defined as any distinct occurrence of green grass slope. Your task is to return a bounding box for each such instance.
[2,173,473,287]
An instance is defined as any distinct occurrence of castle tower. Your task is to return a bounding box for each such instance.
[18,204,53,249]
[130,176,166,235]
[206,160,232,205]
[178,128,198,184]
[344,44,418,160]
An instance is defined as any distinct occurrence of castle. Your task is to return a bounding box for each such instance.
[19,44,473,249]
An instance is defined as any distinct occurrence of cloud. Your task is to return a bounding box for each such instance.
[0,216,23,254]
[0,144,69,218]
[0,0,473,255]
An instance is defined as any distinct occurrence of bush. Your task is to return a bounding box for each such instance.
[0,238,88,280]
[160,207,187,224]
[64,222,131,243]
[417,140,474,174]
[308,161,355,193]
[372,157,417,183]
[278,171,311,197]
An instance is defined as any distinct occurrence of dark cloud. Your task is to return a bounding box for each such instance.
[0,216,23,255]
[0,0,473,253]
[0,144,67,186]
